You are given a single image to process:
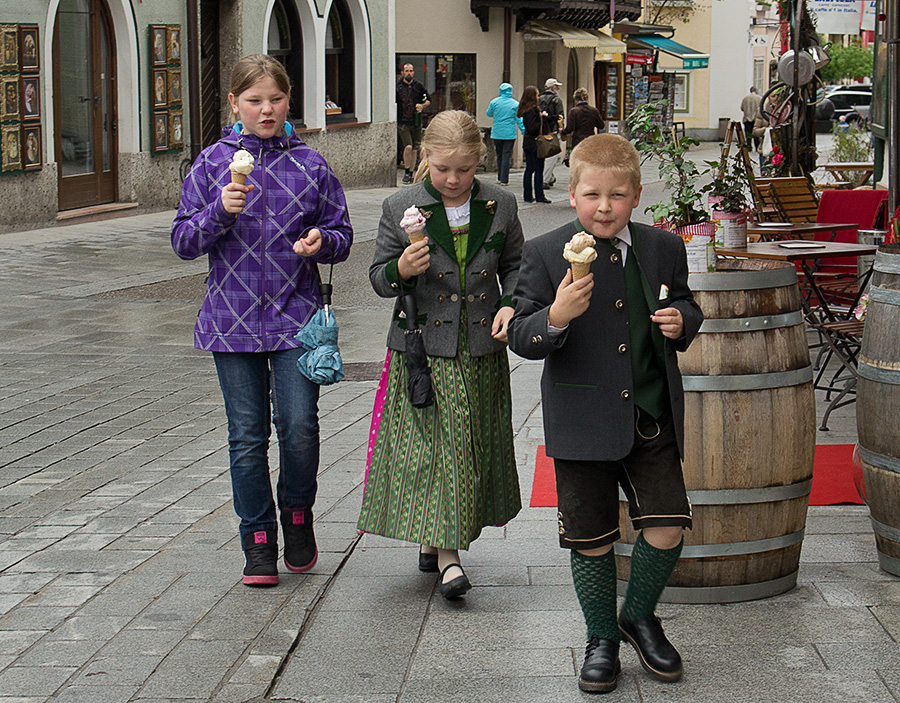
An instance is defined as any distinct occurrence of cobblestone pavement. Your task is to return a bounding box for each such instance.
[0,152,896,703]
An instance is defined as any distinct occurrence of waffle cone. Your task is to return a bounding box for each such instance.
[571,261,592,280]
[230,171,247,186]
[407,230,426,244]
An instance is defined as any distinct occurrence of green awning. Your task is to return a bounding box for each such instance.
[632,33,709,69]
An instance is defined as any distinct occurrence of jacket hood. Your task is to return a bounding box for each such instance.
[219,121,299,150]
[498,83,513,98]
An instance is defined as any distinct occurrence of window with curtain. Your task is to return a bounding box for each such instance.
[267,0,304,124]
[325,0,355,122]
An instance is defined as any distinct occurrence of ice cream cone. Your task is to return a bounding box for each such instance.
[407,230,425,244]
[230,171,247,186]
[571,261,592,280]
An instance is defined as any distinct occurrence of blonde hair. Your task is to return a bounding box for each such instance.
[573,87,589,102]
[414,110,486,182]
[569,133,641,191]
[228,54,291,123]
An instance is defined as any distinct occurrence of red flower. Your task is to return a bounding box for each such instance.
[772,153,784,166]
[772,146,780,154]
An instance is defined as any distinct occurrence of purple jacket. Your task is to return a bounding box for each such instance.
[172,125,353,352]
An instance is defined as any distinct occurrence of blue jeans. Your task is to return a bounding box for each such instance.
[523,146,545,202]
[213,348,320,540]
[493,139,514,184]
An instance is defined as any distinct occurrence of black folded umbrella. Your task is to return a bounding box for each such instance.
[401,292,435,408]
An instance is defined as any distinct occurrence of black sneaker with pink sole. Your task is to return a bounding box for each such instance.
[281,507,318,573]
[241,530,279,587]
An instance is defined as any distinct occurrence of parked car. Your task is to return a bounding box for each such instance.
[815,85,871,132]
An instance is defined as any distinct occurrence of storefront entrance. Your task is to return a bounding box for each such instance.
[53,0,118,211]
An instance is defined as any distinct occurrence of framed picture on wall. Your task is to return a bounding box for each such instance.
[167,26,181,64]
[169,110,183,148]
[168,68,182,104]
[152,111,169,152]
[22,123,40,170]
[19,25,38,71]
[0,25,17,71]
[151,69,168,108]
[150,25,167,66]
[20,75,39,120]
[1,124,21,172]
[2,76,19,120]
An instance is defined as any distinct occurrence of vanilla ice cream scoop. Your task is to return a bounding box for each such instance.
[563,232,597,280]
[230,149,255,184]
[399,205,427,243]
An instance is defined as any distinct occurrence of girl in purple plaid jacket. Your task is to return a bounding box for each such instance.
[172,55,353,587]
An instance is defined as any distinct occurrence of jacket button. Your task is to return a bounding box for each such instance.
[438,295,445,303]
[616,299,625,309]
[610,253,620,264]
[480,293,487,301]
[437,272,444,279]
[434,320,442,327]
[480,318,488,326]
[621,390,630,399]
[467,294,475,302]
[535,334,543,343]
[450,294,459,302]
[390,282,398,289]
[619,344,627,354]
[481,270,488,277]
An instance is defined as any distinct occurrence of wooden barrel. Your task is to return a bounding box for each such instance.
[857,244,900,576]
[616,259,815,603]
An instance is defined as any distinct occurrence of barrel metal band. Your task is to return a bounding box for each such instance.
[874,252,900,274]
[858,361,900,386]
[869,286,900,307]
[877,552,900,578]
[698,311,804,334]
[614,529,804,558]
[617,572,799,604]
[871,516,900,543]
[688,268,798,291]
[858,445,900,474]
[617,479,811,505]
[682,366,813,392]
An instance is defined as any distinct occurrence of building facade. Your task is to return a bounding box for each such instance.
[0,0,395,231]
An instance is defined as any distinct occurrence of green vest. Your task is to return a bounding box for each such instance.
[598,232,668,418]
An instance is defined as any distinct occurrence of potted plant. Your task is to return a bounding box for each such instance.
[626,100,715,272]
[703,152,752,248]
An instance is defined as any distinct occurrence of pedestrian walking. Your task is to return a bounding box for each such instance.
[171,54,353,587]
[508,134,703,693]
[518,85,553,204]
[741,86,762,149]
[539,77,565,188]
[561,87,604,156]
[358,110,523,600]
[486,82,524,186]
[397,63,431,184]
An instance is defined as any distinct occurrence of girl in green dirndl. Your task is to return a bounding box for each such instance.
[358,111,523,599]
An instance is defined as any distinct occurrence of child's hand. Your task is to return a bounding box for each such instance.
[652,307,684,339]
[491,307,514,343]
[293,228,322,257]
[221,182,254,214]
[397,238,430,280]
[548,269,592,328]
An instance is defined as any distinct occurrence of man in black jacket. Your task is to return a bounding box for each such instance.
[539,78,565,188]
[396,64,430,184]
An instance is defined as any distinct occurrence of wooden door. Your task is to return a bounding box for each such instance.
[53,0,117,211]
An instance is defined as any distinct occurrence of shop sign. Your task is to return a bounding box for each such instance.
[683,57,709,69]
[626,53,654,65]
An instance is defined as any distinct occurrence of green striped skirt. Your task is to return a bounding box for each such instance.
[357,325,521,550]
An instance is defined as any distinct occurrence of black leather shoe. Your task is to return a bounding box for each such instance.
[418,546,439,573]
[618,614,683,682]
[579,636,621,693]
[437,563,471,599]
[536,198,552,203]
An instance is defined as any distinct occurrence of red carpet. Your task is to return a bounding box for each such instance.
[529,444,864,508]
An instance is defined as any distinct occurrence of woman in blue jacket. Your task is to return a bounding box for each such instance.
[486,83,524,186]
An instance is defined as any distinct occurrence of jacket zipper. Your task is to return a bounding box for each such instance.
[258,143,267,350]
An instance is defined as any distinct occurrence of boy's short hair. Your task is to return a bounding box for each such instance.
[569,134,641,191]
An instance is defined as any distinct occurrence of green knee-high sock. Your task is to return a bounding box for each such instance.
[571,550,621,641]
[621,532,683,622]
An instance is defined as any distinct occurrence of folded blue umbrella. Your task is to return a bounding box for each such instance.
[295,308,344,385]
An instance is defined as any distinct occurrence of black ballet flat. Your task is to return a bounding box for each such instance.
[418,546,439,573]
[437,563,471,600]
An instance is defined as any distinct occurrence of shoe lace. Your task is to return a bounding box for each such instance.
[585,635,601,656]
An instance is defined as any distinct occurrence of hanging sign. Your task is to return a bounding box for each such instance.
[809,0,862,35]
[626,53,654,65]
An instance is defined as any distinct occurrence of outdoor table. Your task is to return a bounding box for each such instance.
[819,162,875,189]
[748,221,860,243]
[715,240,877,323]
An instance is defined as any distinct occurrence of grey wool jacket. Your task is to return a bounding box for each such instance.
[507,220,703,461]
[369,178,523,358]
